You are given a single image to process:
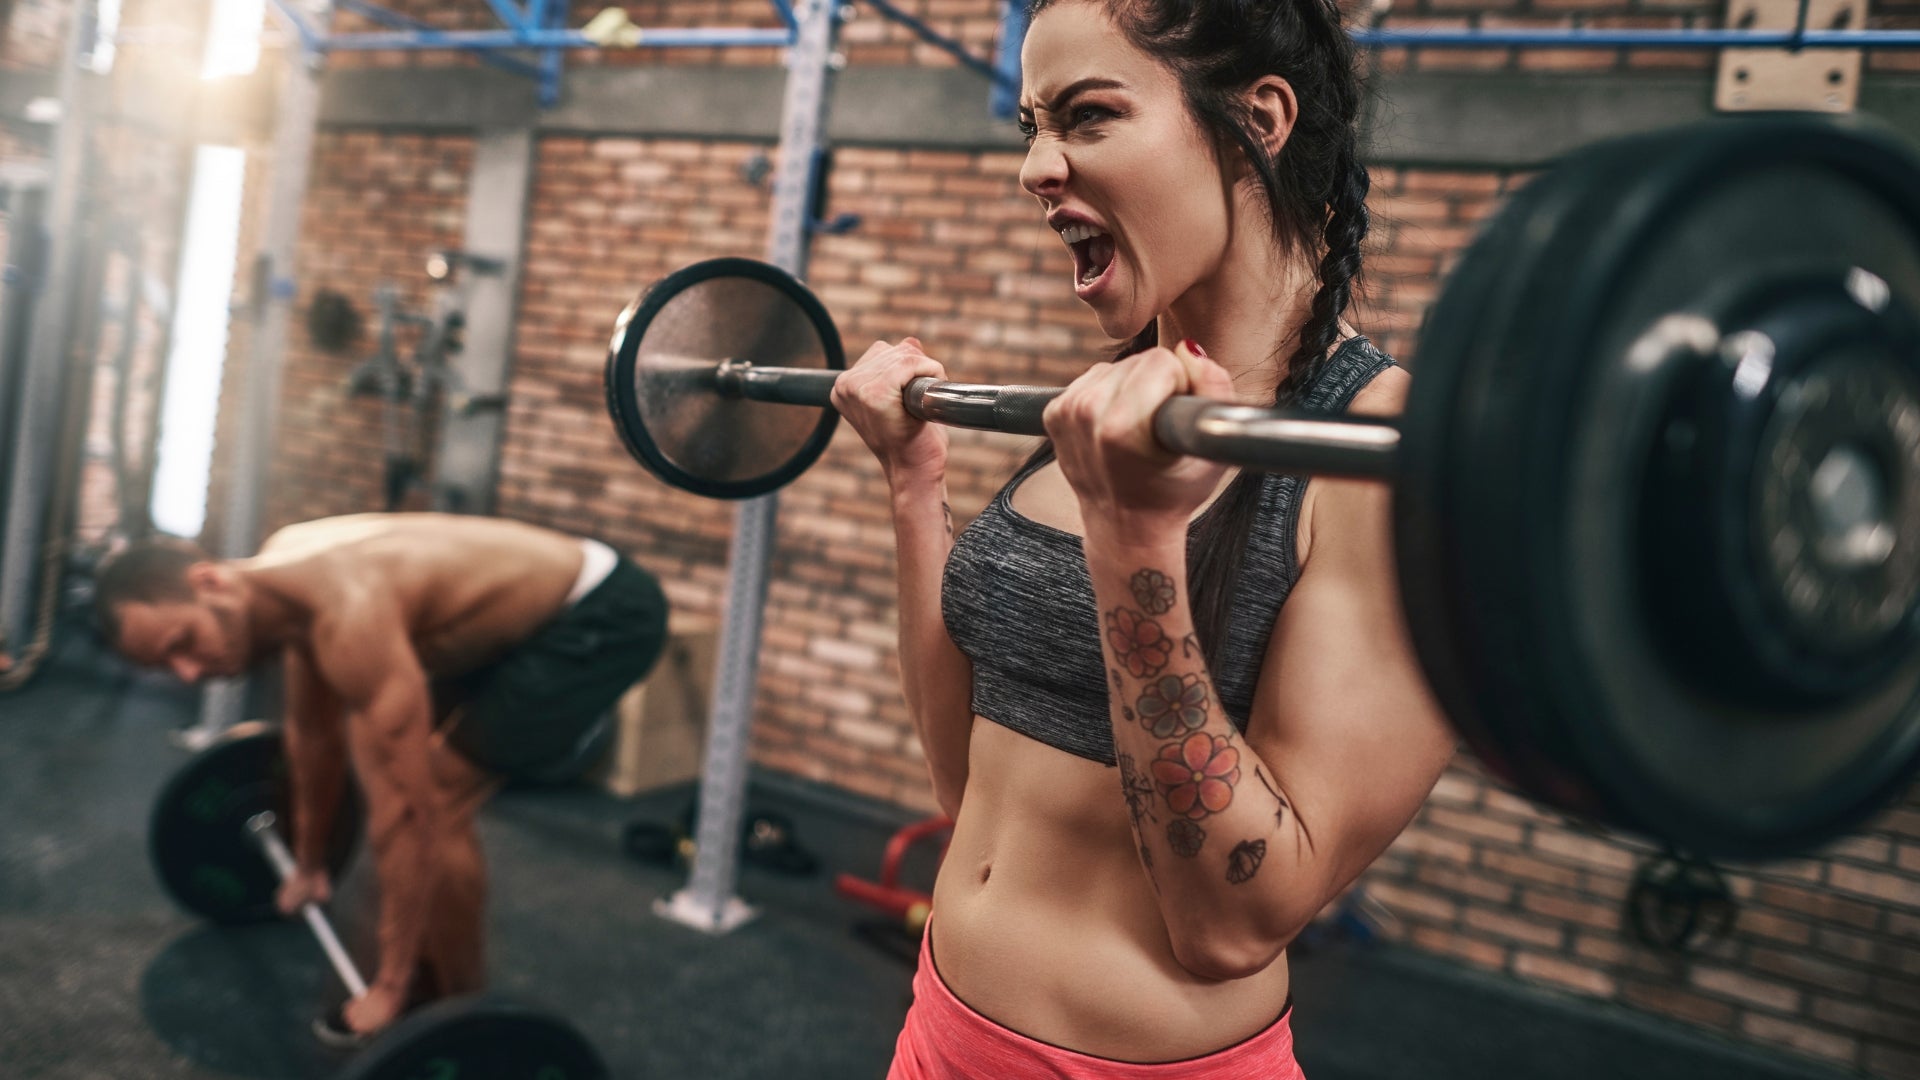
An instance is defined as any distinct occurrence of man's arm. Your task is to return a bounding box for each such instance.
[308,595,439,1008]
[282,644,349,878]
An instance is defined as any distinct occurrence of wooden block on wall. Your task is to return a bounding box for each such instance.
[593,614,717,798]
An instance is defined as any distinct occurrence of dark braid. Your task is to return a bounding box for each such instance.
[1022,0,1373,672]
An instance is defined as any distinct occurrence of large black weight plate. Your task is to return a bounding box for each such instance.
[1403,115,1920,857]
[605,257,845,499]
[338,996,609,1080]
[149,722,361,924]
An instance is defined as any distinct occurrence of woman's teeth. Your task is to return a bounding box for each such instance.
[1060,222,1106,245]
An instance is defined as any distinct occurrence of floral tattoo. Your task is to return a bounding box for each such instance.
[1137,673,1210,738]
[1130,569,1176,614]
[1168,818,1206,857]
[1106,608,1173,678]
[1151,733,1241,820]
[1226,839,1267,884]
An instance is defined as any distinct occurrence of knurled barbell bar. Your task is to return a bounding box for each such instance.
[603,114,1920,860]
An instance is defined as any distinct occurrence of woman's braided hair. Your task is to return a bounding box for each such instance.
[1024,0,1373,672]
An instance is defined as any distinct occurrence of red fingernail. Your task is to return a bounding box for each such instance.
[1181,338,1207,358]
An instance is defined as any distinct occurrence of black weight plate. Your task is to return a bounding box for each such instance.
[1427,116,1920,858]
[1398,135,1648,824]
[605,257,845,499]
[149,722,361,924]
[339,995,609,1080]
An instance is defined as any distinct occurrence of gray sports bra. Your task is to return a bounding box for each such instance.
[940,336,1397,766]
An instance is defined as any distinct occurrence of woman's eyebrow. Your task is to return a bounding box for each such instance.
[1037,76,1127,113]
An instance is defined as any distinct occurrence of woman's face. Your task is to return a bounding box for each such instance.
[1018,1,1233,340]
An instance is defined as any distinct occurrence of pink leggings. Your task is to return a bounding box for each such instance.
[886,925,1308,1080]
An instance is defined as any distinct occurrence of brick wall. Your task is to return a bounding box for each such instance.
[211,129,476,543]
[498,136,1086,805]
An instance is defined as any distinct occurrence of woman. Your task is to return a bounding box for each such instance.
[832,0,1456,1073]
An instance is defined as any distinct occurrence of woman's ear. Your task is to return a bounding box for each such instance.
[1242,75,1299,159]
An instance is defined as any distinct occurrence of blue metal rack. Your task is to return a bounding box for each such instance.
[266,0,802,106]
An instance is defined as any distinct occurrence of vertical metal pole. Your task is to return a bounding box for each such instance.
[186,9,332,746]
[0,1,93,661]
[990,0,1027,120]
[655,0,837,935]
[431,130,532,515]
[0,182,50,527]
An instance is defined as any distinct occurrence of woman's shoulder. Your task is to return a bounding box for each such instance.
[1347,360,1409,418]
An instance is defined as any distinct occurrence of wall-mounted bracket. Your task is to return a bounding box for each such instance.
[1716,0,1868,112]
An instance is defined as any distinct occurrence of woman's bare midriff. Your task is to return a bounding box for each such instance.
[930,719,1292,1064]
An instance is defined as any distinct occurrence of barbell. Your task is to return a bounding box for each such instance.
[149,723,610,1080]
[602,114,1920,860]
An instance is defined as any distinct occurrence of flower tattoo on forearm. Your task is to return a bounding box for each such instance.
[1167,818,1206,857]
[1106,607,1172,678]
[1137,673,1210,738]
[1130,568,1176,614]
[1151,733,1240,819]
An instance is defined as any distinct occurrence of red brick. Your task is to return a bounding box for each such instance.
[1620,979,1738,1028]
[1519,888,1621,931]
[1739,1013,1858,1066]
[1690,965,1801,1013]
[1462,906,1564,950]
[1513,951,1616,997]
[1828,863,1920,908]
[1410,926,1508,971]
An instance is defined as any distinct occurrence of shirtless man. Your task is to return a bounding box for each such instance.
[95,514,668,1039]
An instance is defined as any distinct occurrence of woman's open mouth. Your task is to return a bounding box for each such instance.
[1061,222,1116,298]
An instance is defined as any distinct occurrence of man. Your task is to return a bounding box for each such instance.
[96,513,668,1039]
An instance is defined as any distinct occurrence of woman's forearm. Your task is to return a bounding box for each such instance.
[1084,531,1315,978]
[890,474,975,816]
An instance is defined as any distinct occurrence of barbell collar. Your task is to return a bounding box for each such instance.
[244,811,371,1000]
[716,358,837,406]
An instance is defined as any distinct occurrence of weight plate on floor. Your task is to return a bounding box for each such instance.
[604,257,845,499]
[149,722,361,923]
[1409,115,1920,857]
[338,995,609,1080]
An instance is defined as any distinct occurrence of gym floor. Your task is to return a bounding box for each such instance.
[0,624,1858,1080]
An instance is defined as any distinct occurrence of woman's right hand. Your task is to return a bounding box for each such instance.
[831,337,950,485]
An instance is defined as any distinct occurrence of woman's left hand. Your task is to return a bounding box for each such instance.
[1042,339,1237,541]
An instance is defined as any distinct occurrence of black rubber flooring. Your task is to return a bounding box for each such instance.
[0,624,1858,1080]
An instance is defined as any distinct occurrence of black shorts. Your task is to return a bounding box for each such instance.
[434,557,668,779]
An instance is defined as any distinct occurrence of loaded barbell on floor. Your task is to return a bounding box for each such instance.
[604,115,1920,861]
[148,724,610,1080]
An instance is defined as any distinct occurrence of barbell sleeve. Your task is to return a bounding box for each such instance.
[244,812,371,1000]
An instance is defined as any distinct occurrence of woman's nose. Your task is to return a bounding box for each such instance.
[1020,137,1068,199]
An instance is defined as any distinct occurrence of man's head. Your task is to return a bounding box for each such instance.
[95,537,256,683]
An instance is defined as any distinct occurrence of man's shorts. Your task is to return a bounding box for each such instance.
[434,548,668,779]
